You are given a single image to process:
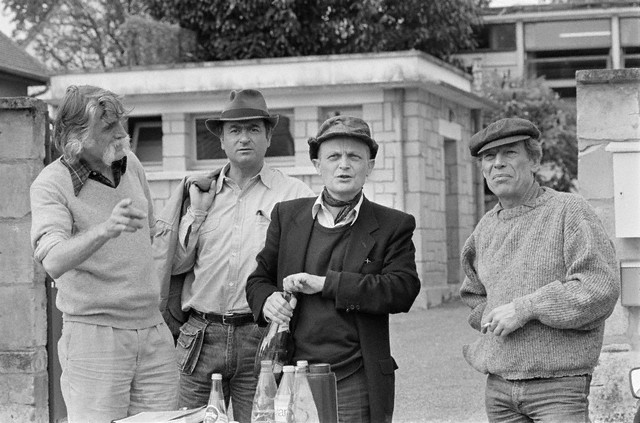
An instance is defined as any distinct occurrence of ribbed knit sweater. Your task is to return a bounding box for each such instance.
[30,152,163,329]
[460,186,620,380]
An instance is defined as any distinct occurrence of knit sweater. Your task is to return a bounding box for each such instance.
[30,151,163,329]
[459,187,620,380]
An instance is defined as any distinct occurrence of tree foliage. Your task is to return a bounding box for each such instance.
[2,0,195,70]
[481,72,578,192]
[146,0,489,63]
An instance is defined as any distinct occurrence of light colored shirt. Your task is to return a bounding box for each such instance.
[311,192,364,228]
[173,163,314,314]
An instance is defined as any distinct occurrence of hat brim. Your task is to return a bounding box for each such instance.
[476,134,532,156]
[205,115,279,135]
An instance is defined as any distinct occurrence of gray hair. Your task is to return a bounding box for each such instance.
[53,85,127,163]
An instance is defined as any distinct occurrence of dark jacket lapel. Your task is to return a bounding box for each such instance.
[342,197,378,273]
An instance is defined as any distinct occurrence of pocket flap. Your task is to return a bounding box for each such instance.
[177,323,201,349]
[378,357,398,375]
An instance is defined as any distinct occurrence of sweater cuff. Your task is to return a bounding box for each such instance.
[513,296,535,327]
[322,270,340,299]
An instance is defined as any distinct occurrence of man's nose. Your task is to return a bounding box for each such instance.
[493,153,506,167]
[115,122,127,139]
[338,156,350,168]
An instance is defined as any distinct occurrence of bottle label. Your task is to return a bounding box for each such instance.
[274,397,292,423]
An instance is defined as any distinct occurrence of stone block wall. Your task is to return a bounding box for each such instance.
[576,69,640,420]
[0,97,49,422]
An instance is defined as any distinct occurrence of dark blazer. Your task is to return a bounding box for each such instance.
[246,196,421,423]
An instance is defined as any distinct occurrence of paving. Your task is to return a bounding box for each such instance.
[390,299,488,423]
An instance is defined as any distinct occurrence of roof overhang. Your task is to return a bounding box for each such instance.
[45,50,494,111]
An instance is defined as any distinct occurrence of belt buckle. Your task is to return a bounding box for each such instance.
[222,313,234,325]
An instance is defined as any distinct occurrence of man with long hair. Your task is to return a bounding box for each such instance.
[30,85,178,423]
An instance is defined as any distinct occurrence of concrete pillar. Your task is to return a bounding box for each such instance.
[576,69,640,421]
[161,113,192,171]
[0,97,49,422]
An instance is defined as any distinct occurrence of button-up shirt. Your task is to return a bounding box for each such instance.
[311,192,364,228]
[173,163,314,314]
[61,156,127,196]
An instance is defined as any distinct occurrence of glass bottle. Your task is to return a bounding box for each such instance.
[204,373,229,423]
[307,363,338,423]
[254,291,293,378]
[292,361,320,423]
[251,360,278,423]
[274,365,295,423]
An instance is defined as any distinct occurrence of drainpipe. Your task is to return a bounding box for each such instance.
[472,108,484,220]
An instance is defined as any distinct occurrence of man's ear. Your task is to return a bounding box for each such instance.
[366,159,375,176]
[312,159,321,174]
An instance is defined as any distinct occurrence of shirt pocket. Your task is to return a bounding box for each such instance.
[252,210,272,253]
[200,216,221,235]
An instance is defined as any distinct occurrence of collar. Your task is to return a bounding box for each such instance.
[495,180,543,212]
[216,162,274,193]
[312,190,365,226]
[61,155,128,196]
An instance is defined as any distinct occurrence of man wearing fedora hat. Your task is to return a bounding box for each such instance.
[246,115,421,423]
[459,117,619,422]
[170,89,313,421]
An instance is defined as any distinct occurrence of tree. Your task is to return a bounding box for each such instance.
[2,0,196,70]
[481,72,578,192]
[146,0,489,63]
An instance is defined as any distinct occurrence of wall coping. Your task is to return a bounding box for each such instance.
[0,96,48,112]
[577,69,640,85]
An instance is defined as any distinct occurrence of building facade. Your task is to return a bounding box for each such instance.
[0,32,49,97]
[455,1,640,98]
[45,50,494,309]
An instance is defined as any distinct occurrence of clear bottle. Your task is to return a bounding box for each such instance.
[251,360,278,423]
[292,361,320,423]
[274,365,295,423]
[254,291,293,378]
[204,373,229,423]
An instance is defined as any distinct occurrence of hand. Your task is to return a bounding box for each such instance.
[283,273,325,295]
[101,198,146,239]
[188,178,216,212]
[262,292,297,325]
[481,302,522,337]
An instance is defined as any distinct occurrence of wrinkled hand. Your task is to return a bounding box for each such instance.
[262,291,297,325]
[283,273,325,295]
[101,198,146,239]
[188,178,216,212]
[481,302,522,337]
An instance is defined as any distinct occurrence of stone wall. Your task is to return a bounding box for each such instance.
[576,69,640,421]
[0,97,49,422]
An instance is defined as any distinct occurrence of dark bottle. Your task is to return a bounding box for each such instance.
[254,291,293,378]
[204,373,229,423]
[307,364,338,423]
[251,360,277,423]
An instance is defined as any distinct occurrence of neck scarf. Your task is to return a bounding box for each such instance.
[322,187,363,224]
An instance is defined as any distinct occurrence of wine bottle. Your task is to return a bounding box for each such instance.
[254,291,293,378]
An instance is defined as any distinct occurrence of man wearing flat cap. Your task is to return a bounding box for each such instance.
[246,115,421,423]
[170,89,313,422]
[460,117,620,422]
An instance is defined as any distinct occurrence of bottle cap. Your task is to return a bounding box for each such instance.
[296,360,308,367]
[211,373,222,380]
[283,365,295,373]
[309,363,331,374]
[260,360,273,369]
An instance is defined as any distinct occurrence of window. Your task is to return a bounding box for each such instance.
[195,110,295,160]
[473,24,517,52]
[526,49,610,81]
[623,47,640,69]
[128,116,162,164]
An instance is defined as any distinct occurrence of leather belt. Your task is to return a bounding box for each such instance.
[192,310,254,326]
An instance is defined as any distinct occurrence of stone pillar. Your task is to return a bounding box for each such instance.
[161,113,192,171]
[0,98,49,422]
[576,69,640,421]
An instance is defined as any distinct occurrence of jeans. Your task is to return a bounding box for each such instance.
[337,366,370,423]
[485,373,591,423]
[177,313,264,423]
[58,321,179,423]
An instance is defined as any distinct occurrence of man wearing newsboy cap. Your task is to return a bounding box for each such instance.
[170,89,313,422]
[459,117,619,422]
[246,115,421,423]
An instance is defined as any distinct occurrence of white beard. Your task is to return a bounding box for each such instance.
[103,136,131,166]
